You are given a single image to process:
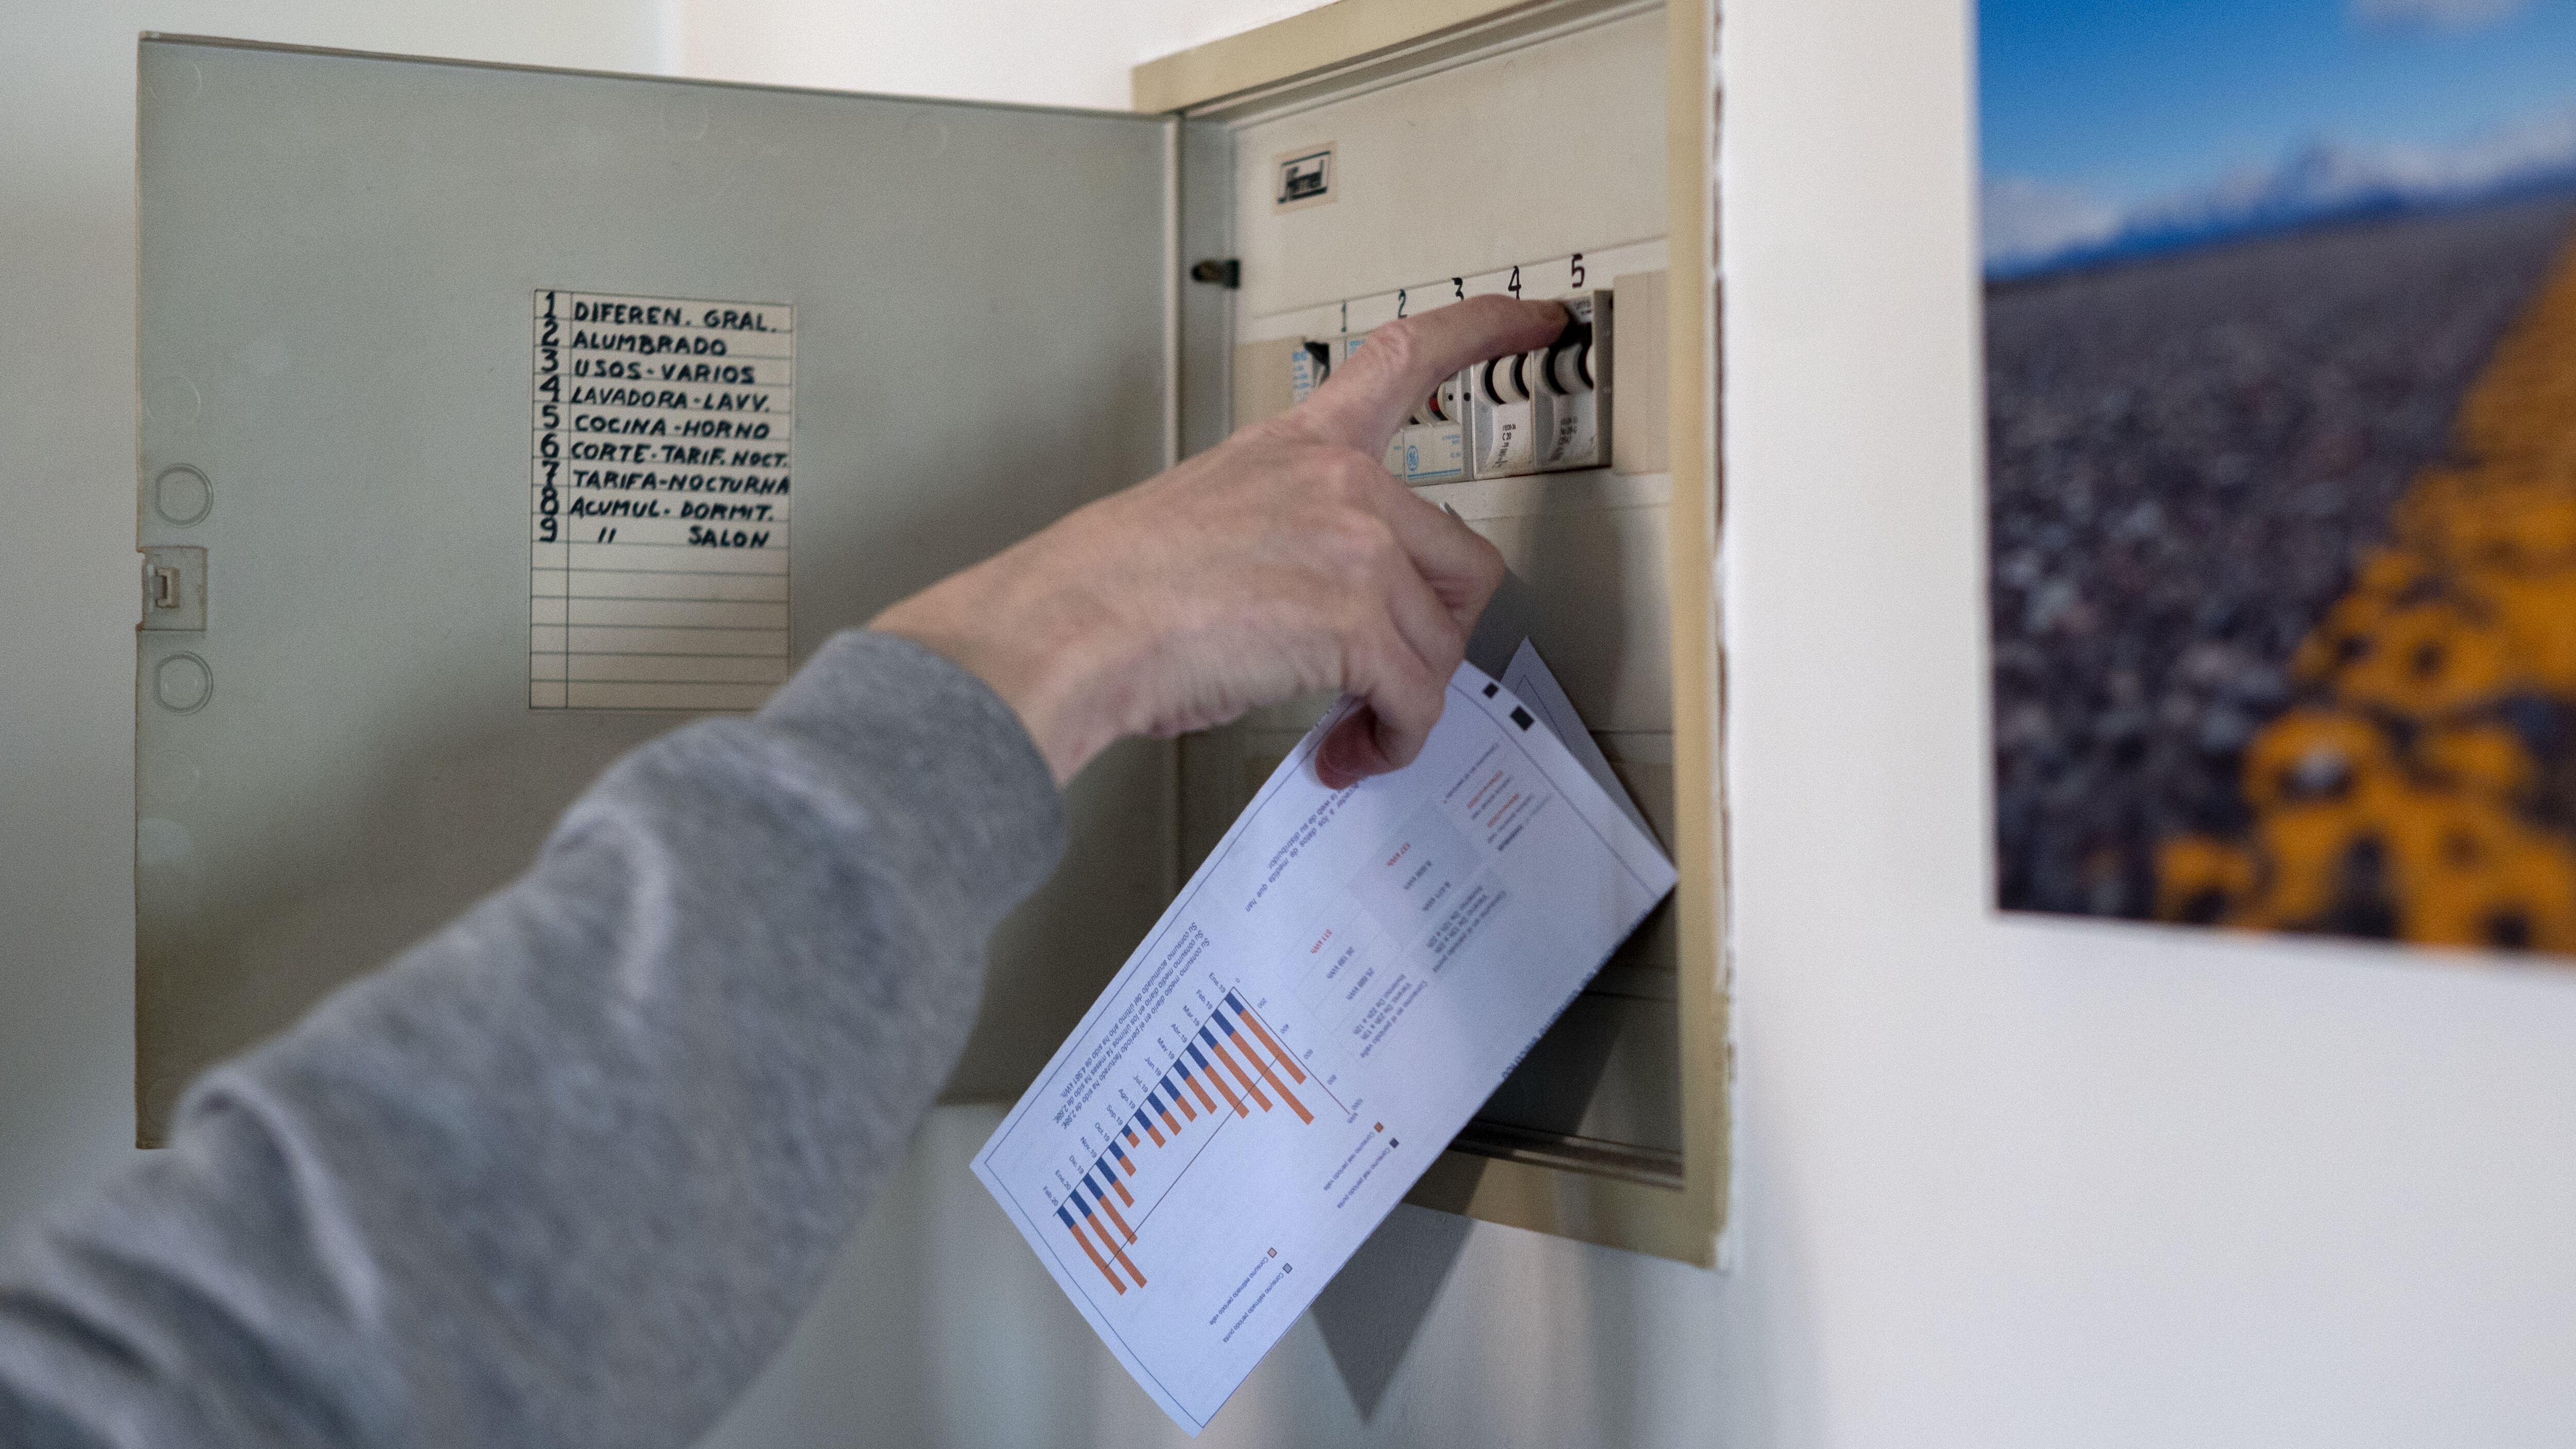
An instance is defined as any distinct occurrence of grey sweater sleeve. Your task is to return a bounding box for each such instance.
[0,631,1066,1449]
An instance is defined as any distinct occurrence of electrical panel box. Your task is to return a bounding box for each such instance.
[1146,0,1722,1262]
[137,0,1723,1265]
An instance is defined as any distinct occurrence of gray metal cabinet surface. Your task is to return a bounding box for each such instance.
[135,37,1179,1140]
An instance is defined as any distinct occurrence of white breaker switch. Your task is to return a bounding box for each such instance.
[1282,289,1611,484]
[1502,289,1611,475]
[1401,369,1468,484]
[1288,333,1468,484]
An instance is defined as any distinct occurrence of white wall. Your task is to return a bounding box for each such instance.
[672,0,1319,111]
[16,0,2576,1445]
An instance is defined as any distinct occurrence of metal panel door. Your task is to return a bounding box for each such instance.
[136,38,1176,1141]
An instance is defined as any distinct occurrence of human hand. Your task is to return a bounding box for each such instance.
[871,294,1569,789]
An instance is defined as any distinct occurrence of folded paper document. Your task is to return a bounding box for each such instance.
[972,650,1674,1434]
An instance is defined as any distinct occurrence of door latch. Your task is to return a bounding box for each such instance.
[139,546,206,631]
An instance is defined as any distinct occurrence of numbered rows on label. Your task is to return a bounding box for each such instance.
[536,475,793,502]
[533,327,794,361]
[528,624,788,657]
[530,680,777,712]
[537,359,795,389]
[530,517,790,548]
[529,567,787,602]
[535,290,795,329]
[531,542,789,574]
[532,400,794,429]
[530,597,786,630]
[527,649,788,684]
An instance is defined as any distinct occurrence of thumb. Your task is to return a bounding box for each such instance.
[1315,708,1396,790]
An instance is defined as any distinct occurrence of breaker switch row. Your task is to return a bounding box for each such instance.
[1285,290,1612,485]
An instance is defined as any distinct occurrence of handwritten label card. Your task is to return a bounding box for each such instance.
[530,291,794,711]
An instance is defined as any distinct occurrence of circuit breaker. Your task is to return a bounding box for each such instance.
[1283,291,1613,484]
[137,0,1722,1265]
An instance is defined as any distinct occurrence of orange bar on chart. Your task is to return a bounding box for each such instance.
[1091,1158,1132,1207]
[1160,1073,1199,1120]
[1216,1013,1307,1120]
[1088,1216,1143,1289]
[1233,1034,1311,1122]
[1096,1191,1139,1244]
[1207,1035,1273,1111]
[1104,1230,1148,1289]
[1177,1059,1220,1114]
[1062,1205,1124,1294]
[1134,1108,1165,1147]
[1189,1043,1247,1115]
[1226,994,1308,1083]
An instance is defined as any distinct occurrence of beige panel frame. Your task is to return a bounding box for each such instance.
[1134,0,1725,1265]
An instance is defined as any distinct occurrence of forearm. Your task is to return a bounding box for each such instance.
[0,631,1063,1449]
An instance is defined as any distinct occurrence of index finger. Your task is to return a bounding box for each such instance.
[1290,295,1568,453]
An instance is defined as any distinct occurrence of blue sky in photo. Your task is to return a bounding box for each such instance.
[1978,0,2576,269]
[1982,0,2576,201]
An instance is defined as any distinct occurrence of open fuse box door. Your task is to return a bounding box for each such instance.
[139,0,1724,1265]
[135,37,1180,1140]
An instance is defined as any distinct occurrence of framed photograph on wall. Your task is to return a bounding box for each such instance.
[1980,0,2576,952]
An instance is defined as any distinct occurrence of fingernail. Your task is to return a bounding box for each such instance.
[1317,725,1361,786]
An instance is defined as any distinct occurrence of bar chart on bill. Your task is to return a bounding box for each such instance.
[1051,989,1333,1297]
[973,658,1676,1435]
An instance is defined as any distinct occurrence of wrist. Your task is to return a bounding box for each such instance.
[871,566,1134,785]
